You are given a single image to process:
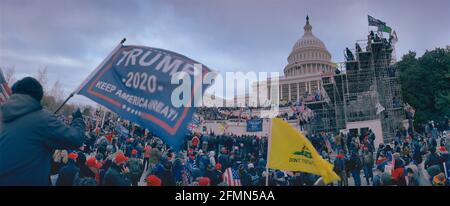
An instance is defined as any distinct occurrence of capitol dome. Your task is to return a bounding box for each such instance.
[284,16,335,77]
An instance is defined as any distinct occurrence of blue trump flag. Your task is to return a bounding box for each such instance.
[246,118,263,132]
[77,43,212,150]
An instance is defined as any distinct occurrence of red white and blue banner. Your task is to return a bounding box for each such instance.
[0,68,12,104]
[77,44,211,149]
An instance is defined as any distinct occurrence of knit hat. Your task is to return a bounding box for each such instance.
[336,154,345,159]
[146,175,162,186]
[406,168,414,174]
[276,170,284,179]
[198,177,210,186]
[68,152,78,160]
[376,164,385,172]
[131,149,138,156]
[215,163,222,171]
[86,157,103,169]
[11,77,44,102]
[114,152,129,164]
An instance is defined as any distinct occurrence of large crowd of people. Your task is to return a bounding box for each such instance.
[48,113,450,186]
[1,77,449,186]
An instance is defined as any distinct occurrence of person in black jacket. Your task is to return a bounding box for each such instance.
[155,160,175,186]
[78,156,103,185]
[348,152,363,186]
[204,164,220,186]
[56,152,80,186]
[425,147,444,171]
[0,77,85,186]
[102,152,131,186]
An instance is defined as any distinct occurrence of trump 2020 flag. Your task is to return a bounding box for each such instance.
[77,43,212,150]
[268,118,340,184]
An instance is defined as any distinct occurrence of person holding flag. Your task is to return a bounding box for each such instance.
[0,77,86,186]
[71,39,212,151]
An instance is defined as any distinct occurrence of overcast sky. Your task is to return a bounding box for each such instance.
[1,0,449,104]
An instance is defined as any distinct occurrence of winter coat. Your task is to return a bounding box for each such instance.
[102,164,131,186]
[348,155,363,172]
[127,157,143,181]
[0,94,85,186]
[79,165,95,179]
[363,152,374,166]
[56,160,80,186]
[217,154,230,172]
[158,169,176,186]
[425,152,443,170]
[333,155,346,173]
[204,169,221,186]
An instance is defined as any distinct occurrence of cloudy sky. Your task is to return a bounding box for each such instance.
[1,0,449,104]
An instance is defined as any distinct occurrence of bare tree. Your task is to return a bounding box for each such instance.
[49,80,64,102]
[2,66,16,86]
[35,66,48,94]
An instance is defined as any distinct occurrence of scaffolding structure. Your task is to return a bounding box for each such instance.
[308,32,405,143]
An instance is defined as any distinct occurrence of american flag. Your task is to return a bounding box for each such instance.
[187,114,202,132]
[0,68,12,104]
[187,123,197,131]
[223,167,241,186]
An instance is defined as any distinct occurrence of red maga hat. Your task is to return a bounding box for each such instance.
[198,177,210,186]
[68,152,78,160]
[115,152,129,164]
[86,157,103,169]
[146,175,162,186]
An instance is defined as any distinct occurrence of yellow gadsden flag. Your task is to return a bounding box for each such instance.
[268,118,340,184]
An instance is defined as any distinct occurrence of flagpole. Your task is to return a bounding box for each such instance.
[100,108,107,129]
[265,118,272,186]
[54,38,126,114]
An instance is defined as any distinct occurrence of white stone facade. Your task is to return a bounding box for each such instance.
[255,16,336,104]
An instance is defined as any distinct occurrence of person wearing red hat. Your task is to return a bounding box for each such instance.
[102,152,131,186]
[362,147,374,185]
[215,163,222,171]
[80,156,103,185]
[146,175,162,186]
[105,133,113,143]
[143,143,152,171]
[67,152,78,160]
[191,135,199,149]
[56,152,80,186]
[217,147,230,173]
[128,149,143,186]
[197,177,210,186]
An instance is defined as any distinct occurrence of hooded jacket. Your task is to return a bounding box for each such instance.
[0,94,85,185]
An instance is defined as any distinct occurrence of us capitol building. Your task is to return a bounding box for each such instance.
[257,16,336,105]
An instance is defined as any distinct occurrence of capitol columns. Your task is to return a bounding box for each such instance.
[288,83,291,101]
